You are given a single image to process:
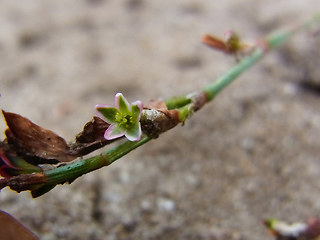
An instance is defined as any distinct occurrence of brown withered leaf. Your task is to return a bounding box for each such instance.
[202,34,231,54]
[3,111,75,163]
[2,111,114,164]
[144,100,180,123]
[75,116,109,143]
[0,210,39,240]
[142,100,180,138]
[71,116,112,156]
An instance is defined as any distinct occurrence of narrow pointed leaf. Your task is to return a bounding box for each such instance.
[31,184,56,198]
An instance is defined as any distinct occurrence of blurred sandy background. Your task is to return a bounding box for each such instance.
[0,0,320,239]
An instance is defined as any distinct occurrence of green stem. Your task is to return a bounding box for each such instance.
[44,135,151,185]
[203,15,320,102]
[203,49,263,101]
[165,96,191,110]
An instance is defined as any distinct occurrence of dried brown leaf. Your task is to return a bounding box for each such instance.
[0,210,39,240]
[75,116,109,143]
[3,111,75,163]
[71,116,112,156]
[144,100,180,124]
[141,100,180,138]
[202,34,231,54]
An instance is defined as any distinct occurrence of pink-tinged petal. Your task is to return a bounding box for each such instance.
[104,124,125,140]
[115,93,130,113]
[95,104,114,109]
[125,123,142,141]
[95,104,114,118]
[131,100,143,120]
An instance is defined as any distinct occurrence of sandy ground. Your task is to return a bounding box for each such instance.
[1,0,320,239]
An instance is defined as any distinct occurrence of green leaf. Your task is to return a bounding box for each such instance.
[11,156,42,173]
[31,184,57,198]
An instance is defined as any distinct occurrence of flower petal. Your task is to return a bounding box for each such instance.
[131,100,143,121]
[115,93,130,113]
[104,124,125,140]
[95,104,119,124]
[125,122,142,141]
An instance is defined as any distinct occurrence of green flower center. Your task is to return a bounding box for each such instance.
[115,112,133,128]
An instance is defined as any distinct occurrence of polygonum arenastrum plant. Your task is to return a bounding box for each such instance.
[95,93,143,141]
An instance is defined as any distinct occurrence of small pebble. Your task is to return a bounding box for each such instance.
[157,198,176,212]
